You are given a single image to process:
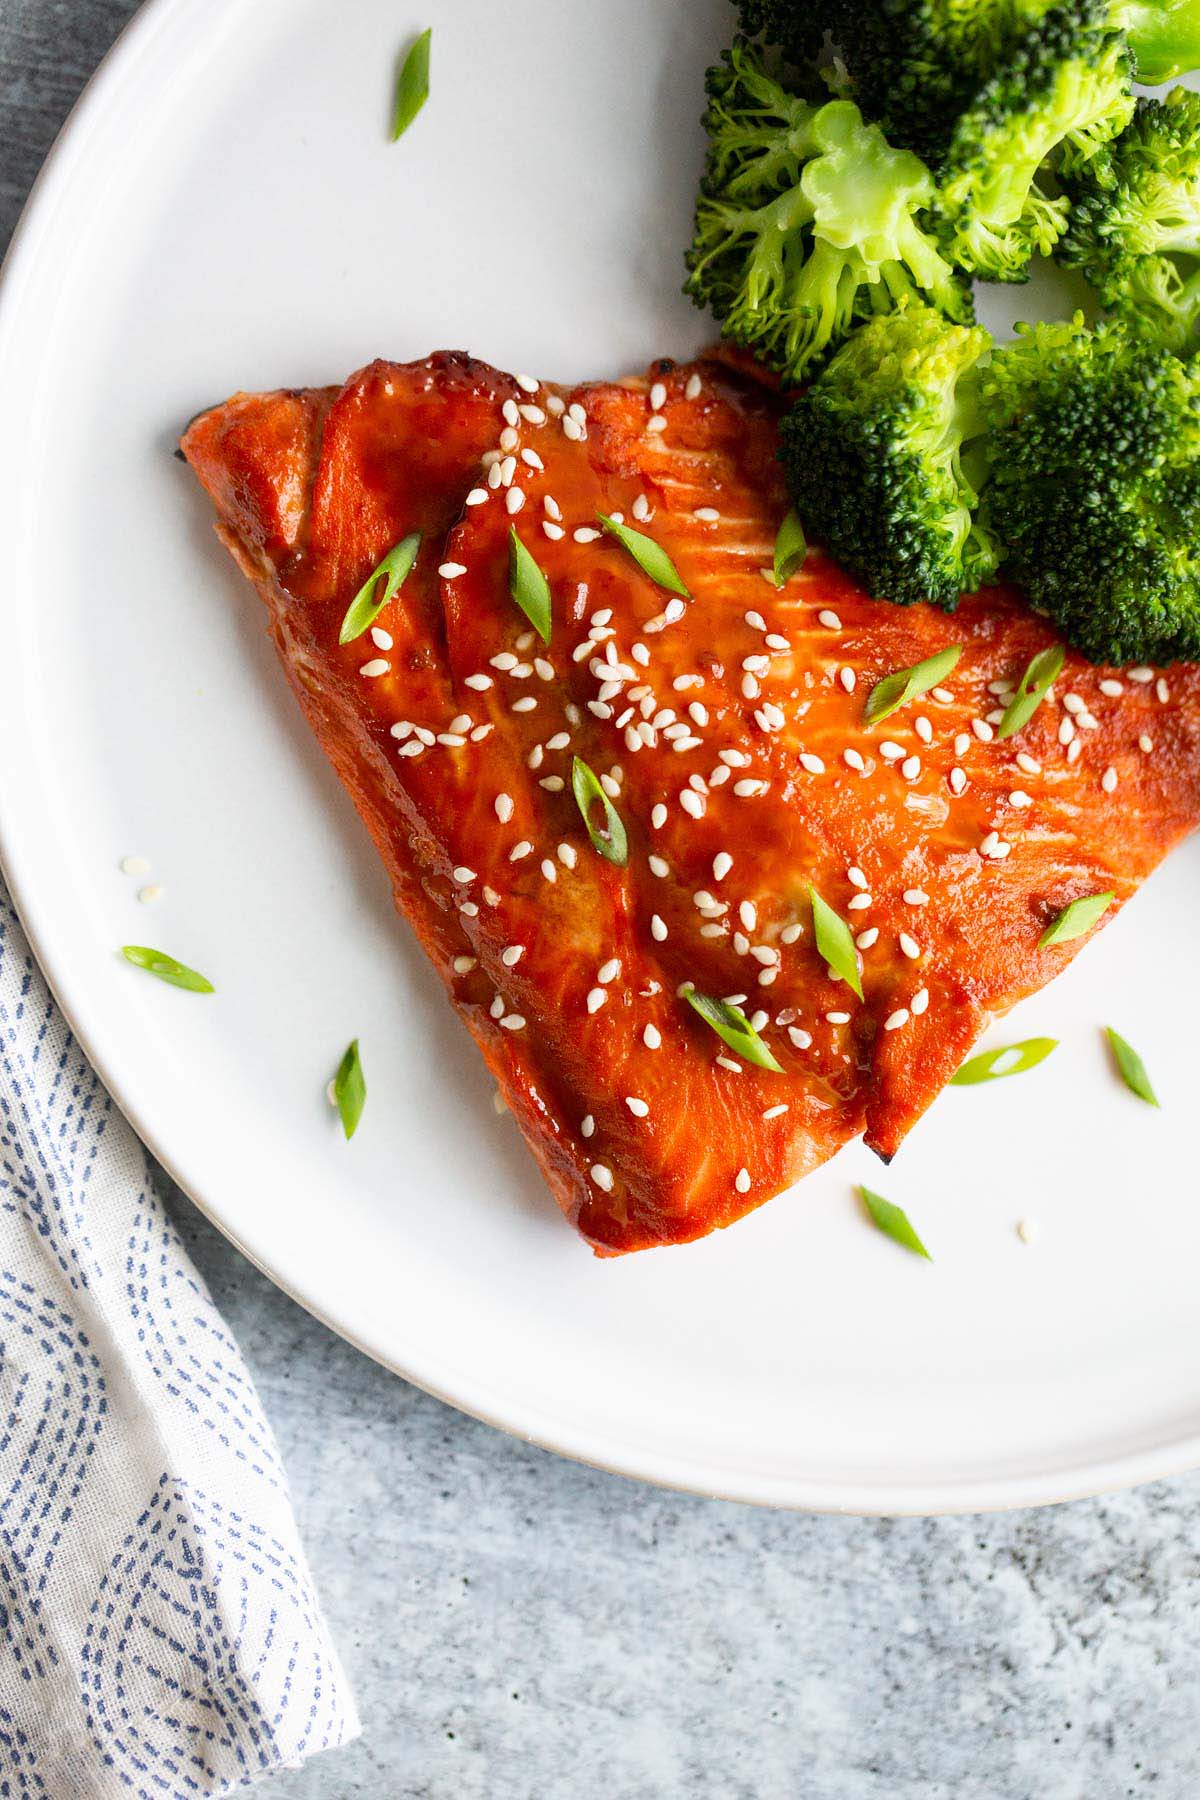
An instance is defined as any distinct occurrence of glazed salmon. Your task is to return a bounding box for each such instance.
[182,352,1200,1254]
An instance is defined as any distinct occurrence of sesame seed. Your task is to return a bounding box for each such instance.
[138,884,164,905]
[649,914,669,946]
[1008,790,1032,809]
[632,495,651,522]
[953,733,970,758]
[452,956,476,975]
[932,687,954,704]
[506,488,525,516]
[762,1104,789,1120]
[414,726,436,746]
[899,932,920,959]
[844,747,866,773]
[709,765,730,787]
[1139,734,1154,753]
[643,1024,662,1052]
[500,1014,525,1031]
[512,696,537,713]
[884,1009,909,1032]
[649,854,669,877]
[750,945,779,966]
[541,859,557,882]
[901,755,921,780]
[721,748,751,768]
[502,398,520,426]
[581,1114,595,1138]
[632,642,650,666]
[562,415,584,442]
[120,855,150,877]
[734,779,768,797]
[452,866,475,884]
[689,701,709,728]
[1102,766,1118,793]
[1128,666,1154,683]
[847,893,872,911]
[914,716,933,744]
[695,506,720,523]
[500,945,524,969]
[500,456,518,487]
[490,996,505,1020]
[949,768,966,796]
[878,741,904,762]
[510,841,532,861]
[1016,752,1042,775]
[1017,1218,1038,1245]
[465,487,488,507]
[544,495,562,521]
[398,742,423,758]
[650,381,668,410]
[647,414,668,434]
[574,526,600,543]
[788,1025,812,1049]
[516,373,539,394]
[542,521,564,541]
[904,889,928,906]
[590,1163,614,1192]
[494,794,515,825]
[911,987,929,1016]
[826,1011,851,1025]
[839,667,856,694]
[1058,716,1075,746]
[681,790,704,819]
[715,1055,743,1073]
[855,927,879,949]
[780,922,801,945]
[738,901,757,932]
[712,851,733,881]
[360,658,389,678]
[799,752,825,775]
[371,626,394,650]
[483,886,501,908]
[465,674,493,692]
[518,404,546,426]
[1063,692,1085,715]
[818,609,842,630]
[1157,677,1171,703]
[972,717,994,742]
[1067,739,1083,764]
[685,373,703,399]
[595,958,621,986]
[439,561,467,579]
[586,987,607,1015]
[735,1168,751,1194]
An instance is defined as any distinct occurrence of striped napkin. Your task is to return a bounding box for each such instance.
[0,881,358,1796]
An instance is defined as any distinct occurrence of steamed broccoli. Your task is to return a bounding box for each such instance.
[981,316,1200,663]
[1113,0,1200,83]
[734,0,841,65]
[779,306,998,608]
[685,44,972,380]
[934,3,1135,282]
[1062,88,1200,354]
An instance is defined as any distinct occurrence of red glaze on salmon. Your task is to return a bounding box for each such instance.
[182,352,1200,1254]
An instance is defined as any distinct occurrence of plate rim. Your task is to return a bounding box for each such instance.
[4,0,1200,1515]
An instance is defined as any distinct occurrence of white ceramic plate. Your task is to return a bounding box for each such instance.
[3,0,1199,1514]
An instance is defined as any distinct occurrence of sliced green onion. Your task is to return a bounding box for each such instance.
[1105,1027,1159,1107]
[508,527,552,644]
[685,990,783,1072]
[996,645,1065,741]
[810,886,863,1001]
[121,946,213,993]
[1039,892,1114,949]
[597,514,690,598]
[339,532,421,644]
[772,510,807,588]
[391,27,431,141]
[571,757,627,865]
[863,645,962,727]
[951,1037,1058,1085]
[859,1186,931,1260]
[334,1038,367,1139]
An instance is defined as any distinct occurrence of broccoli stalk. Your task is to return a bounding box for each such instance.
[1113,0,1200,83]
[779,306,999,608]
[981,315,1200,664]
[685,44,972,380]
[1062,88,1200,354]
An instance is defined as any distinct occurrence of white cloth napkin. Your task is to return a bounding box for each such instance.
[0,881,359,1796]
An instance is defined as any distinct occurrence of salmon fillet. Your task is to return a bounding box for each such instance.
[181,351,1200,1254]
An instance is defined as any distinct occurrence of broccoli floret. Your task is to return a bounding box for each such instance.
[1112,0,1200,84]
[735,0,842,65]
[1062,89,1200,354]
[685,46,973,380]
[935,3,1135,282]
[981,315,1200,663]
[779,306,999,608]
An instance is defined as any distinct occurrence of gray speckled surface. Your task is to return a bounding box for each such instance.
[5,6,1200,1795]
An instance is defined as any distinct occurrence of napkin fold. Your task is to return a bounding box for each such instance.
[0,882,358,1796]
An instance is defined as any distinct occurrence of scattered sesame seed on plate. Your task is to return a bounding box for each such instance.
[120,855,150,877]
[138,884,164,905]
[1017,1218,1038,1245]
